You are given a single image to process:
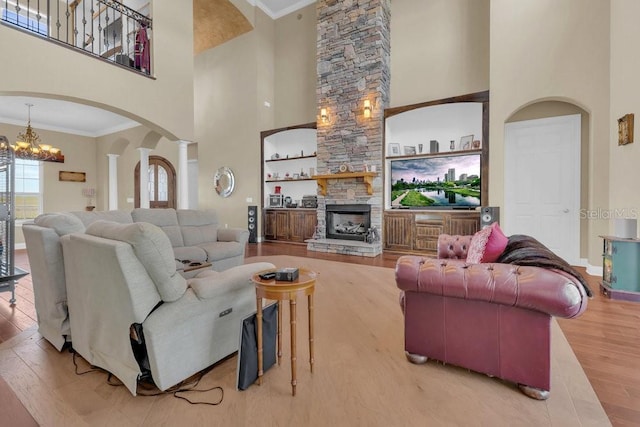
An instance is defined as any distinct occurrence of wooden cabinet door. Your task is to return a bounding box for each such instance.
[448,214,480,236]
[264,210,277,240]
[384,213,413,251]
[275,211,289,240]
[289,211,306,243]
[303,211,317,240]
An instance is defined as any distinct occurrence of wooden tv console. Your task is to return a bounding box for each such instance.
[383,210,480,256]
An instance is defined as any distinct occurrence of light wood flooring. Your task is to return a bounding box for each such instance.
[0,243,638,426]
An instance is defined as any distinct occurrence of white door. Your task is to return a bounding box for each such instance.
[504,114,581,265]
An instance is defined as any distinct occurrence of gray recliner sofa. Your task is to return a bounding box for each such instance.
[23,208,251,351]
[63,220,274,395]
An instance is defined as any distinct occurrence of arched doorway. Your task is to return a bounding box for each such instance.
[135,156,176,208]
[503,101,589,265]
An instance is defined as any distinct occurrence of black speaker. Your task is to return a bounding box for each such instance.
[248,206,257,243]
[480,206,500,229]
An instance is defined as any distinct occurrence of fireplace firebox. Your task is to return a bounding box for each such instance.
[325,204,371,241]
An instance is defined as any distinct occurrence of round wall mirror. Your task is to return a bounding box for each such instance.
[214,167,235,197]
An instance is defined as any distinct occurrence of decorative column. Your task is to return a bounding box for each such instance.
[316,0,391,245]
[138,148,150,209]
[177,140,189,209]
[107,154,119,210]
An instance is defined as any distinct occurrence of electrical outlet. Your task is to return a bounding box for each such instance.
[246,197,253,203]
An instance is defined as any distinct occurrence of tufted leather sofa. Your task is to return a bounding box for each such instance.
[395,234,589,399]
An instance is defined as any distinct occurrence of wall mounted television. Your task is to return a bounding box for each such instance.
[389,153,481,209]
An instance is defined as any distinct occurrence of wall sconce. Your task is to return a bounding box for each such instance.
[363,100,372,118]
[320,108,329,123]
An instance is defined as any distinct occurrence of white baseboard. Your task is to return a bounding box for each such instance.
[585,263,603,278]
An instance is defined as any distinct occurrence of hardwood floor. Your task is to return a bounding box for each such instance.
[2,243,639,426]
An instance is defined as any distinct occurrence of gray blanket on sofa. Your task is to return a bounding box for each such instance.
[496,234,593,297]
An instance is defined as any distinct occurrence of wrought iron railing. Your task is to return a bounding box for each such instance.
[1,0,152,75]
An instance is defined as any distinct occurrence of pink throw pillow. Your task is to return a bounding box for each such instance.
[466,222,509,264]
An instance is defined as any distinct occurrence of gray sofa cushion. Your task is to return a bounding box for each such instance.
[34,212,85,236]
[71,210,134,227]
[132,208,184,248]
[86,220,187,302]
[173,246,207,263]
[198,241,244,261]
[177,209,218,246]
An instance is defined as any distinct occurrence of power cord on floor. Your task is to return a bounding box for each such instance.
[68,347,224,405]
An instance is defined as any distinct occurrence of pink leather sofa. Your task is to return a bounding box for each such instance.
[395,234,589,399]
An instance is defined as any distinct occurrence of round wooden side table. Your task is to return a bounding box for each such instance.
[251,268,317,396]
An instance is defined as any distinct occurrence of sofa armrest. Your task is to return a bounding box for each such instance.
[188,262,275,299]
[395,255,587,319]
[217,227,249,245]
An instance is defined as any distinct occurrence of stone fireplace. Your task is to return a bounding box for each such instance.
[307,0,390,258]
[325,204,371,241]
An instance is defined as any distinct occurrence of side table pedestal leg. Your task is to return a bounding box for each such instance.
[256,296,263,385]
[290,298,297,396]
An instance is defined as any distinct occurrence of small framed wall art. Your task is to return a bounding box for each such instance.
[59,171,86,182]
[388,143,400,156]
[618,113,634,145]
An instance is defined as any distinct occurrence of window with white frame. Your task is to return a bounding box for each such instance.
[14,159,41,220]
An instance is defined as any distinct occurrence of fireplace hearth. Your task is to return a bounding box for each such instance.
[325,204,371,241]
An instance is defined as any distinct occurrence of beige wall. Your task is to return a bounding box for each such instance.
[0,2,194,141]
[490,0,610,265]
[0,123,97,244]
[390,0,490,107]
[610,0,640,230]
[274,4,317,127]
[194,8,275,231]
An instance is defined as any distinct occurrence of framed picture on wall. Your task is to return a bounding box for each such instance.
[388,143,401,156]
[618,114,634,145]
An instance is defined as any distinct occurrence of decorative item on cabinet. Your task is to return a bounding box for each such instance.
[460,134,473,150]
[269,194,284,207]
[403,146,416,155]
[429,140,439,153]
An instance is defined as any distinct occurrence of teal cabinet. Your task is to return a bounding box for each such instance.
[601,235,640,302]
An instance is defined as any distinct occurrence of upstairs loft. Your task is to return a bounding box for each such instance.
[1,0,153,76]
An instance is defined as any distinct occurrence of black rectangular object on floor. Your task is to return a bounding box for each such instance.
[237,303,278,390]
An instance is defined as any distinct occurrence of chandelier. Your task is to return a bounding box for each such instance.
[12,104,64,163]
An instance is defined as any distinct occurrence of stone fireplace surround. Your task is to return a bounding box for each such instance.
[308,0,390,258]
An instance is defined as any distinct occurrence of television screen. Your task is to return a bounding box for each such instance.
[390,153,481,208]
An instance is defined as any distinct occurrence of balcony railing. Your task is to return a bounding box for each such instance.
[1,0,152,75]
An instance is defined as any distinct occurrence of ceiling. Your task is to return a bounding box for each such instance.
[253,0,316,19]
[0,0,315,139]
[0,96,139,138]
